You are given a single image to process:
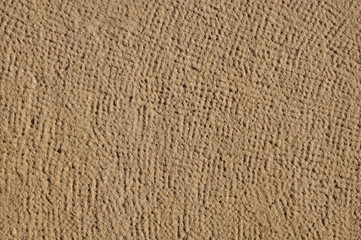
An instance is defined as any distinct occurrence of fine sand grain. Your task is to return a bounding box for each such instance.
[1,0,360,239]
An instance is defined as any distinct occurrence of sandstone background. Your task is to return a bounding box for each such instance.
[0,0,360,239]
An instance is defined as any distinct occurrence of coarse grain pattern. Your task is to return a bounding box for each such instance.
[0,0,360,239]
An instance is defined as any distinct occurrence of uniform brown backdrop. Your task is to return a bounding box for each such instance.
[1,0,360,239]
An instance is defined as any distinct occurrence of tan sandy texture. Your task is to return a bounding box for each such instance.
[1,0,361,239]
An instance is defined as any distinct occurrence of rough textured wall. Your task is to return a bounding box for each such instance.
[0,0,360,239]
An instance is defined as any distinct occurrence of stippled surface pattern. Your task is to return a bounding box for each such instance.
[0,0,360,239]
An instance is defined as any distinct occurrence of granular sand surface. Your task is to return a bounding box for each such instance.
[1,0,361,239]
